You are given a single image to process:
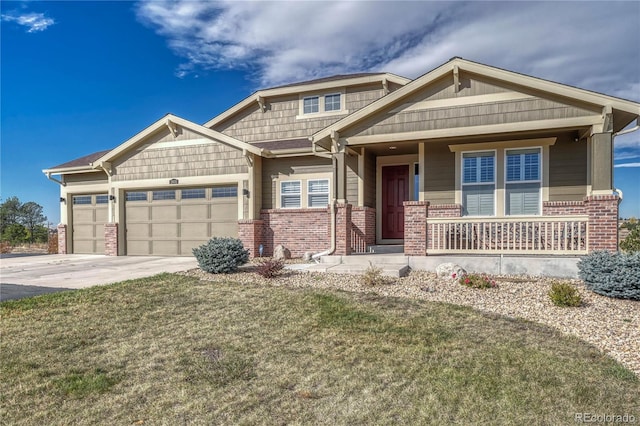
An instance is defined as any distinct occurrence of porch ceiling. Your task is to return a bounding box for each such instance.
[358,141,418,156]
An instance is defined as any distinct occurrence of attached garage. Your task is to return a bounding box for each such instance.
[124,185,239,256]
[71,194,108,254]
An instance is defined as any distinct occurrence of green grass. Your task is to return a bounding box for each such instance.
[1,273,638,425]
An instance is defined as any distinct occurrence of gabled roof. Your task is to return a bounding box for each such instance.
[44,114,273,174]
[45,149,111,173]
[203,72,410,129]
[90,113,270,168]
[312,57,640,144]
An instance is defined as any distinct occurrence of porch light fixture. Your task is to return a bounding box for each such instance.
[109,195,116,202]
[59,197,66,203]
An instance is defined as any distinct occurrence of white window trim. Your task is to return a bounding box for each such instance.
[280,180,302,209]
[275,174,333,209]
[503,147,542,217]
[307,178,330,208]
[461,149,497,217]
[296,90,348,119]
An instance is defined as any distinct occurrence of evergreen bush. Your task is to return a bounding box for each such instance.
[577,251,640,300]
[192,237,249,274]
[548,281,582,307]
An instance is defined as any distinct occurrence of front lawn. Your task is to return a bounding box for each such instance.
[1,273,638,424]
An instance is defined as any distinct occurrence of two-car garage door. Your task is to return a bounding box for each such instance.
[124,186,239,256]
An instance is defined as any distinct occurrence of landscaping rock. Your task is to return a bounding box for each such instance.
[273,245,291,261]
[436,263,466,280]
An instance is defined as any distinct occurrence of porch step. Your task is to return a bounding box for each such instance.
[305,262,410,278]
[365,244,404,254]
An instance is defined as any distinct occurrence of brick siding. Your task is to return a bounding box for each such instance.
[258,208,331,257]
[404,201,429,256]
[351,207,375,253]
[428,203,463,218]
[57,224,67,254]
[105,223,118,256]
[238,220,265,258]
[584,195,619,251]
[335,204,352,255]
[543,201,586,216]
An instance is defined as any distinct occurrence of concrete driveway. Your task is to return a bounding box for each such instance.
[0,254,198,302]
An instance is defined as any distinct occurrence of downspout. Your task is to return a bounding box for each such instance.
[94,162,114,223]
[311,145,338,262]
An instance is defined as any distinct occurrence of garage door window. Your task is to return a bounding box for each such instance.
[212,186,238,198]
[181,188,206,199]
[126,192,147,202]
[96,195,109,204]
[153,190,176,200]
[73,195,92,205]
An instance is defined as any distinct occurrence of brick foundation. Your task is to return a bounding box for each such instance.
[105,223,118,256]
[335,204,352,256]
[428,203,463,218]
[543,201,586,216]
[404,201,429,256]
[259,208,330,257]
[57,224,67,254]
[584,195,619,252]
[238,220,264,258]
[351,207,375,252]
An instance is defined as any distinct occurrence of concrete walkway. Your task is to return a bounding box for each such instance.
[0,254,198,302]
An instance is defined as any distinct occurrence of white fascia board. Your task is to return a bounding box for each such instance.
[42,166,100,175]
[203,73,410,128]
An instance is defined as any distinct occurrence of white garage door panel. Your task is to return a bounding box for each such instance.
[125,187,239,256]
[72,194,108,254]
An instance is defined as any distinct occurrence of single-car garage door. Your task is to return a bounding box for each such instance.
[72,194,108,254]
[125,186,239,256]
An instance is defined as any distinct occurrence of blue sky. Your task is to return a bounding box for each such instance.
[1,1,639,224]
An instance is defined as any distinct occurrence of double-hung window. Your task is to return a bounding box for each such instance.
[303,96,319,114]
[281,181,301,208]
[324,94,341,112]
[462,151,495,216]
[505,148,541,215]
[308,179,329,208]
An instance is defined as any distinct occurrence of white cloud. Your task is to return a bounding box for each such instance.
[614,163,640,168]
[136,0,640,101]
[1,11,55,33]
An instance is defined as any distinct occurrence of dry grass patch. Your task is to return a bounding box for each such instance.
[1,273,638,425]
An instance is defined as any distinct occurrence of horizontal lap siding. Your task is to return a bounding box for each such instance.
[261,156,332,209]
[364,152,376,208]
[423,141,455,204]
[213,85,385,143]
[548,134,587,201]
[346,153,358,204]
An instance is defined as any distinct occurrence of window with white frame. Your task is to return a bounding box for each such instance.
[303,96,319,114]
[280,181,301,208]
[462,151,495,216]
[505,148,541,215]
[324,94,341,112]
[308,179,329,207]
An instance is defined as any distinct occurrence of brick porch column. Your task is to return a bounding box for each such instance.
[404,201,428,256]
[335,203,352,255]
[238,219,264,258]
[105,223,118,256]
[57,224,67,254]
[584,194,620,252]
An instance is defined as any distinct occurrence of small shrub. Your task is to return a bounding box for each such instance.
[255,258,285,278]
[620,225,640,252]
[578,251,640,300]
[192,237,249,274]
[361,265,387,286]
[458,273,497,289]
[548,281,582,307]
[0,241,12,254]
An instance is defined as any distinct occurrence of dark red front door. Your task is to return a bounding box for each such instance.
[382,165,409,240]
